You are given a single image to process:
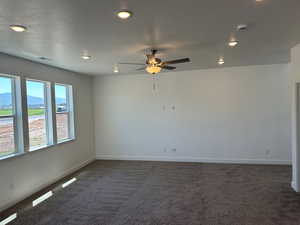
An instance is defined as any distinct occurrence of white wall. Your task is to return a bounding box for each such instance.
[94,64,291,165]
[291,44,300,192]
[0,54,95,211]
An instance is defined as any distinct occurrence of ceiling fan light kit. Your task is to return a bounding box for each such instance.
[146,65,162,74]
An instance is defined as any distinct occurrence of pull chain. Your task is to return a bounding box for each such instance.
[152,75,159,92]
[152,75,156,91]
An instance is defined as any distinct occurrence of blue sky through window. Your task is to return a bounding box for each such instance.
[55,84,67,100]
[1,78,68,108]
[26,81,45,98]
[0,77,12,94]
[0,78,66,98]
[0,77,66,98]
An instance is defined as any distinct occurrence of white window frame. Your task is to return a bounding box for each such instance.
[0,74,24,159]
[26,79,54,151]
[55,83,75,143]
[0,74,76,161]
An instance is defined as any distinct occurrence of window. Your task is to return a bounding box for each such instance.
[26,80,52,150]
[0,74,75,160]
[55,84,74,142]
[0,75,22,157]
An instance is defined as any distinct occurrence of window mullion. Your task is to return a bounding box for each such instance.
[44,82,52,146]
[14,76,25,154]
[10,78,19,154]
[19,77,30,153]
[68,86,75,139]
[50,83,58,144]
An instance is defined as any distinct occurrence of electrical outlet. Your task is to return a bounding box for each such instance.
[265,149,271,156]
[172,148,177,152]
[164,148,167,153]
[172,105,176,110]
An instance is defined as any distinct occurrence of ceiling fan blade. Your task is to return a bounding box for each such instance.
[161,65,176,70]
[119,62,145,65]
[163,58,190,65]
[136,67,146,71]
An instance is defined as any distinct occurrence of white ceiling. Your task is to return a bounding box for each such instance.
[0,0,299,76]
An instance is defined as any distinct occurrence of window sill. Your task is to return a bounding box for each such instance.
[29,144,54,152]
[0,138,76,161]
[0,152,25,161]
[57,138,76,145]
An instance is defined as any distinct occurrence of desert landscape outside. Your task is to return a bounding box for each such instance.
[0,109,69,156]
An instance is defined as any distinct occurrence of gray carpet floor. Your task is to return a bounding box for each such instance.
[10,160,300,225]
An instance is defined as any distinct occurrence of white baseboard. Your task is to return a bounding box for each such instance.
[0,158,95,213]
[96,154,291,165]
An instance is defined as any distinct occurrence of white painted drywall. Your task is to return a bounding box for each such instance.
[291,44,300,192]
[94,64,291,165]
[0,53,95,211]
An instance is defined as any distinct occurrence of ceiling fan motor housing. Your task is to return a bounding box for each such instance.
[147,58,161,65]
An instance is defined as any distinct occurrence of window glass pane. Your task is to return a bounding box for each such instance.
[0,117,15,156]
[55,84,72,142]
[0,77,13,116]
[56,113,69,140]
[27,80,48,149]
[0,76,16,157]
[55,85,67,112]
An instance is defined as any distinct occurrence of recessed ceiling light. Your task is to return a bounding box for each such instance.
[228,40,238,47]
[117,10,132,19]
[114,66,119,73]
[218,58,225,65]
[10,25,27,32]
[255,0,264,2]
[81,55,91,60]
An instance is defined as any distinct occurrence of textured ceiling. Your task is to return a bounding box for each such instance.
[0,0,299,76]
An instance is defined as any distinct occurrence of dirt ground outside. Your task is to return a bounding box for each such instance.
[0,114,68,156]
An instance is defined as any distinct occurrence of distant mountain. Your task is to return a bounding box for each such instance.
[0,93,12,106]
[56,98,66,105]
[0,93,66,108]
[27,95,45,105]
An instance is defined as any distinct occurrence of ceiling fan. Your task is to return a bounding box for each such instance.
[119,49,191,75]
